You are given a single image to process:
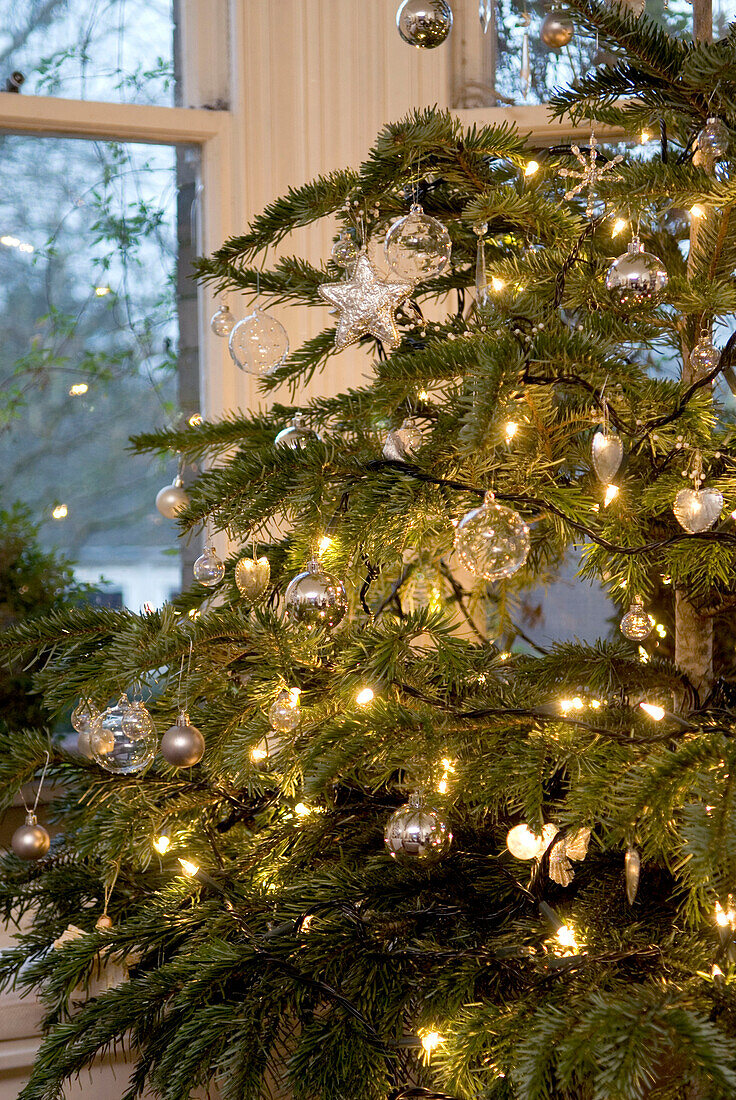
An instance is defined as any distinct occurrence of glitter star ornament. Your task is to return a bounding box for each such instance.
[318,251,412,352]
[558,132,623,218]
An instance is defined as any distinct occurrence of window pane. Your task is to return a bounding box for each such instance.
[0,0,174,105]
[0,133,200,609]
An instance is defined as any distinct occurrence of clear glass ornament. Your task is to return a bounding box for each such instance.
[697,116,730,160]
[193,546,226,587]
[228,307,289,376]
[285,558,348,630]
[156,479,190,519]
[384,793,452,859]
[506,822,557,860]
[274,415,316,450]
[474,222,489,306]
[382,418,424,461]
[605,236,668,307]
[454,492,530,581]
[269,689,301,732]
[71,698,98,734]
[690,334,720,376]
[89,694,157,775]
[331,232,359,269]
[122,698,155,741]
[619,596,654,641]
[396,0,453,48]
[540,10,573,48]
[235,555,270,602]
[210,303,235,337]
[385,203,452,282]
[591,428,624,484]
[673,487,723,533]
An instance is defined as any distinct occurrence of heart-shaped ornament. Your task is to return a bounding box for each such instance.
[591,429,624,484]
[235,556,270,603]
[673,487,723,533]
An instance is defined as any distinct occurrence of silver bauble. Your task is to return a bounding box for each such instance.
[396,0,453,48]
[384,794,452,860]
[591,429,624,484]
[90,694,157,775]
[156,480,190,519]
[619,596,654,641]
[12,812,50,861]
[540,10,573,48]
[210,304,235,337]
[235,555,270,603]
[228,308,289,375]
[382,419,424,461]
[454,492,530,581]
[193,546,225,587]
[269,689,301,733]
[160,713,205,767]
[274,415,317,450]
[605,237,668,307]
[285,558,348,630]
[690,336,720,377]
[384,203,452,282]
[673,487,723,533]
[697,116,730,160]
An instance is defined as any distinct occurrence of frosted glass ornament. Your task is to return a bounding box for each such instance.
[673,487,723,533]
[454,492,530,581]
[385,203,451,282]
[619,596,654,641]
[384,793,452,859]
[228,308,289,376]
[193,546,226,587]
[285,558,348,630]
[396,0,453,48]
[605,236,668,307]
[89,694,156,775]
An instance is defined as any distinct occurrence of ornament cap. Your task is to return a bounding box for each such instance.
[24,810,37,827]
[306,557,321,575]
[628,236,643,254]
[409,791,424,809]
[409,202,424,215]
[177,711,190,726]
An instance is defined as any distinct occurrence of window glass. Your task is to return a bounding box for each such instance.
[0,133,198,609]
[0,0,174,104]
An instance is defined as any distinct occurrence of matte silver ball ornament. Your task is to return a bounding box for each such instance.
[454,492,530,581]
[160,712,205,767]
[12,812,50,861]
[605,236,668,307]
[384,794,452,860]
[156,480,190,519]
[285,558,348,630]
[396,0,453,48]
[540,10,573,48]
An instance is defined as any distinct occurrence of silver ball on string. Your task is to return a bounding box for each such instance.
[396,0,453,48]
[156,478,190,519]
[160,712,205,768]
[454,492,530,581]
[384,793,452,860]
[210,303,236,337]
[193,546,225,587]
[12,812,50,861]
[285,558,348,630]
[605,236,668,307]
[619,596,654,641]
[540,10,573,48]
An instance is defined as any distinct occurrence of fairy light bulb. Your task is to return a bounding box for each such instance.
[178,858,199,876]
[153,833,170,854]
[250,745,268,762]
[524,160,540,177]
[318,536,333,553]
[612,217,627,237]
[505,421,519,441]
[640,702,665,721]
[294,802,311,817]
[556,925,578,949]
[419,1029,442,1055]
[690,204,705,219]
[356,688,374,706]
[603,484,619,507]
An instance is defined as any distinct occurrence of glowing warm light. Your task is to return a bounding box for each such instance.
[0,235,19,247]
[68,383,88,396]
[499,651,510,661]
[656,623,667,638]
[153,834,170,854]
[52,504,68,520]
[662,575,672,585]
[438,778,448,794]
[18,242,34,253]
[95,285,111,296]
[690,204,705,219]
[612,217,627,237]
[356,687,374,706]
[640,703,665,721]
[419,1029,443,1055]
[300,915,314,932]
[505,421,519,441]
[294,802,311,817]
[603,484,619,507]
[640,129,651,143]
[556,924,578,949]
[188,608,199,620]
[638,647,649,664]
[571,697,584,710]
[712,964,724,978]
[188,413,203,426]
[490,277,506,292]
[318,536,333,553]
[288,687,302,707]
[417,389,430,401]
[590,700,601,709]
[178,858,199,876]
[560,698,572,712]
[525,160,540,177]
[250,746,268,762]
[715,901,735,928]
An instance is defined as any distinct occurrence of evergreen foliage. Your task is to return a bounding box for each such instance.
[6,6,736,1099]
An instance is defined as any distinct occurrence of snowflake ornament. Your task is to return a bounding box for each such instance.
[558,132,623,219]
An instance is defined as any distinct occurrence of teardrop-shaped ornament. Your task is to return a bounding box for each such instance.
[625,846,641,905]
[474,223,489,307]
[235,555,270,603]
[591,428,624,484]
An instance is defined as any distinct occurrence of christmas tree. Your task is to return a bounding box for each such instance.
[4,3,736,1098]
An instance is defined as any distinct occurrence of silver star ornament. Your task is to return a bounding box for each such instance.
[318,251,413,352]
[558,132,623,219]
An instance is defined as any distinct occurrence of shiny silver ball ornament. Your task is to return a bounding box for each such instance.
[673,487,723,533]
[384,794,452,860]
[285,558,348,630]
[269,689,301,733]
[160,712,205,767]
[193,545,225,587]
[690,335,720,377]
[591,428,624,484]
[331,232,359,269]
[235,555,270,603]
[396,0,453,48]
[605,236,668,307]
[89,694,157,775]
[540,10,573,49]
[382,418,424,461]
[385,203,452,282]
[228,307,289,376]
[454,492,530,581]
[620,596,654,641]
[274,415,317,450]
[12,812,50,861]
[156,479,190,519]
[697,116,730,160]
[210,303,235,337]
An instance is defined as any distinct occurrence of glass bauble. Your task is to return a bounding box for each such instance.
[71,698,98,734]
[269,689,301,732]
[331,232,359,269]
[193,546,225,587]
[156,480,190,519]
[90,694,157,774]
[396,0,453,48]
[697,116,730,160]
[228,308,289,376]
[235,555,270,602]
[540,10,573,48]
[382,418,423,461]
[122,699,155,741]
[690,336,720,376]
[384,794,452,860]
[673,487,723,533]
[210,304,235,337]
[605,236,668,307]
[591,429,624,484]
[285,559,348,630]
[454,492,530,581]
[385,203,451,282]
[506,822,557,860]
[12,812,50,861]
[160,713,205,767]
[619,597,654,641]
[274,415,316,450]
